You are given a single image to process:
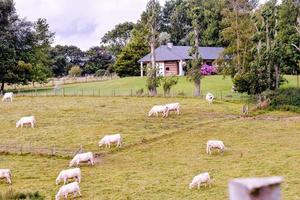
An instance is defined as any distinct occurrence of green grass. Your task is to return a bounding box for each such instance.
[0,97,299,199]
[18,75,299,99]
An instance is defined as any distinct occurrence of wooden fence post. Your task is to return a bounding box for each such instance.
[130,89,133,97]
[62,88,65,97]
[93,89,95,97]
[99,88,101,97]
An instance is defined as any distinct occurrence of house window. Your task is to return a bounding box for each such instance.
[166,67,170,71]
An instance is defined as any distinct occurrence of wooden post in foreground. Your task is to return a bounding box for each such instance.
[229,176,283,200]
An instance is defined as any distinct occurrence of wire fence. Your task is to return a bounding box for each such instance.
[15,87,251,102]
[5,75,118,91]
[0,143,83,158]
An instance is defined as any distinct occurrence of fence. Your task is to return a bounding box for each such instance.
[5,75,119,91]
[15,87,251,102]
[0,143,83,158]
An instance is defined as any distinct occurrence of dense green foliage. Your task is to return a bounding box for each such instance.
[101,22,135,56]
[113,26,149,77]
[68,65,82,77]
[161,76,179,95]
[265,87,300,111]
[219,0,300,95]
[0,0,53,92]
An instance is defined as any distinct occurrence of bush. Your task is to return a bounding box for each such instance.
[0,189,44,200]
[264,88,300,112]
[68,65,82,77]
[161,76,178,96]
[201,64,217,75]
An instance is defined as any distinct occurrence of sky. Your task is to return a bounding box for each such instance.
[15,0,167,50]
[15,0,267,51]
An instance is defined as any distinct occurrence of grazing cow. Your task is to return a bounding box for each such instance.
[55,182,81,200]
[99,134,122,148]
[189,172,211,189]
[2,92,13,102]
[56,168,81,185]
[16,116,36,128]
[165,103,180,115]
[206,140,226,155]
[69,152,94,167]
[148,105,169,118]
[206,93,214,104]
[0,169,12,184]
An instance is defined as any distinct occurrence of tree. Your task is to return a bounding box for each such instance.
[30,18,54,85]
[68,65,82,77]
[161,0,191,45]
[113,25,150,77]
[101,22,135,56]
[202,0,225,46]
[219,0,257,78]
[145,0,162,96]
[187,0,205,96]
[278,0,300,88]
[158,32,171,45]
[161,76,178,95]
[84,46,114,75]
[50,45,84,77]
[0,0,37,92]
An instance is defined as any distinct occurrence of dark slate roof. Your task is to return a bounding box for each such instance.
[138,45,224,62]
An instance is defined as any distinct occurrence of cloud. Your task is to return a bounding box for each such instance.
[15,0,167,50]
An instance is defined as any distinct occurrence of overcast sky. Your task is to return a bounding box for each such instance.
[15,0,166,50]
[15,0,268,51]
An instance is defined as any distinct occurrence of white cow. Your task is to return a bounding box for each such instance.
[99,134,122,148]
[16,116,36,128]
[56,168,81,185]
[206,140,226,155]
[0,169,12,184]
[69,152,94,167]
[55,181,81,200]
[148,105,169,118]
[165,103,180,115]
[189,172,211,189]
[206,93,214,104]
[2,92,13,102]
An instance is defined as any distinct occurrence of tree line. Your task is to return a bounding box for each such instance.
[1,0,299,97]
[0,0,114,92]
[102,0,299,96]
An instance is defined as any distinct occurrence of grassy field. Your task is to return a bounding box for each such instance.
[0,96,299,199]
[18,75,298,98]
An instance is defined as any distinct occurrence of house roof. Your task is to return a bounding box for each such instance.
[138,45,224,63]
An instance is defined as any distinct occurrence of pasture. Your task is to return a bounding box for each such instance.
[0,96,300,199]
[17,75,298,98]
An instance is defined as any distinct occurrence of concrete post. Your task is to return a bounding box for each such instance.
[229,177,283,200]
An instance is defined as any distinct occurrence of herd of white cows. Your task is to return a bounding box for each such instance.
[0,91,224,198]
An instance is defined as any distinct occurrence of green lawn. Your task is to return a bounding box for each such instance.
[18,75,299,98]
[0,97,299,199]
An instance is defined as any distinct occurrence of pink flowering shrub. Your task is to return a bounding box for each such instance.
[200,64,217,75]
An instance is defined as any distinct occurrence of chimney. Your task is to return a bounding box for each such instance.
[167,42,173,49]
